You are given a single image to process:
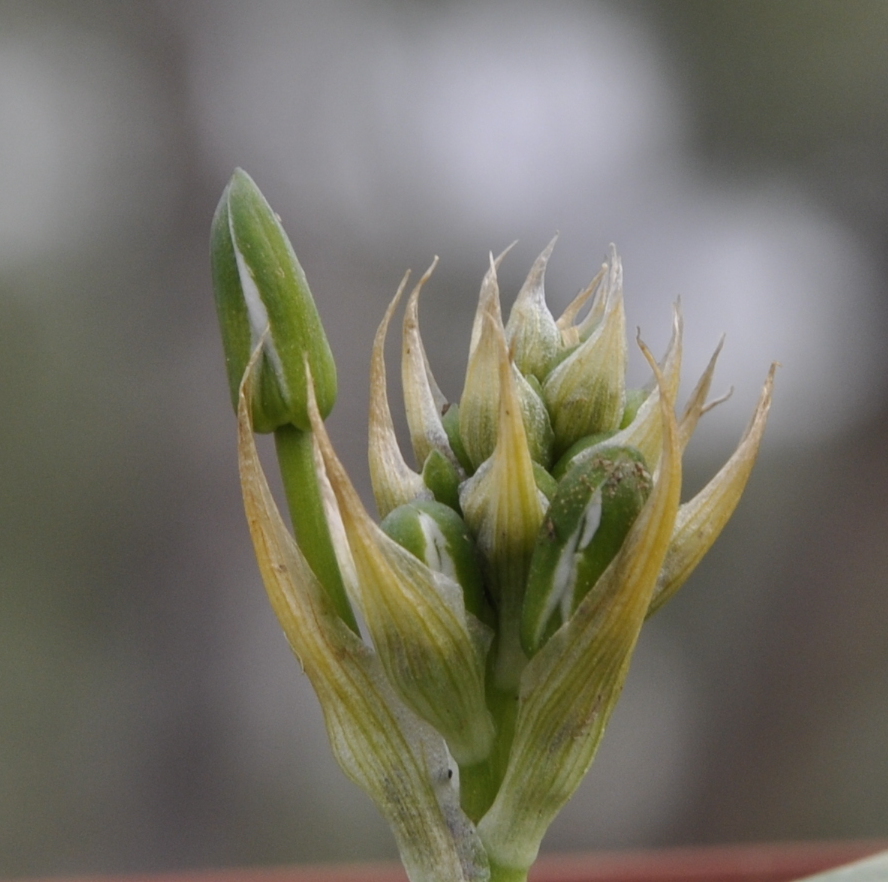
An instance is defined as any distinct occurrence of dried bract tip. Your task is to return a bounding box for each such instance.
[649,362,777,615]
[402,258,464,474]
[369,272,430,517]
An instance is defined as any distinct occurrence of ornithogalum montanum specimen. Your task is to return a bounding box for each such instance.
[210,169,776,882]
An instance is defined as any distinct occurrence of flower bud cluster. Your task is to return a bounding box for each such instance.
[212,172,776,882]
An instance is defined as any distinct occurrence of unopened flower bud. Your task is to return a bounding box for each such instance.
[211,169,337,432]
[381,500,489,624]
[521,447,652,656]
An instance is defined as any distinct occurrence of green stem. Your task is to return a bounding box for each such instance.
[488,534,533,691]
[459,640,522,822]
[274,425,359,634]
[488,862,529,882]
[458,758,497,824]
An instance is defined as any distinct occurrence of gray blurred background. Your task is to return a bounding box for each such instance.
[2,0,888,877]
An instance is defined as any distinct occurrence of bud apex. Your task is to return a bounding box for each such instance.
[211,169,337,432]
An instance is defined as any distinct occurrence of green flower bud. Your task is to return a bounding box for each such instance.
[550,431,618,480]
[210,168,337,433]
[381,500,489,624]
[521,447,652,657]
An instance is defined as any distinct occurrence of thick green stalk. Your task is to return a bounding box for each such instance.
[488,863,528,882]
[274,425,359,634]
[459,637,522,822]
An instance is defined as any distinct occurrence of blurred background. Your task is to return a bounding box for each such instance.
[2,0,888,876]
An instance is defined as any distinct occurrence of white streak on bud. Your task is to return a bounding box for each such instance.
[560,493,604,620]
[229,218,289,400]
[418,511,459,584]
[545,490,603,625]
